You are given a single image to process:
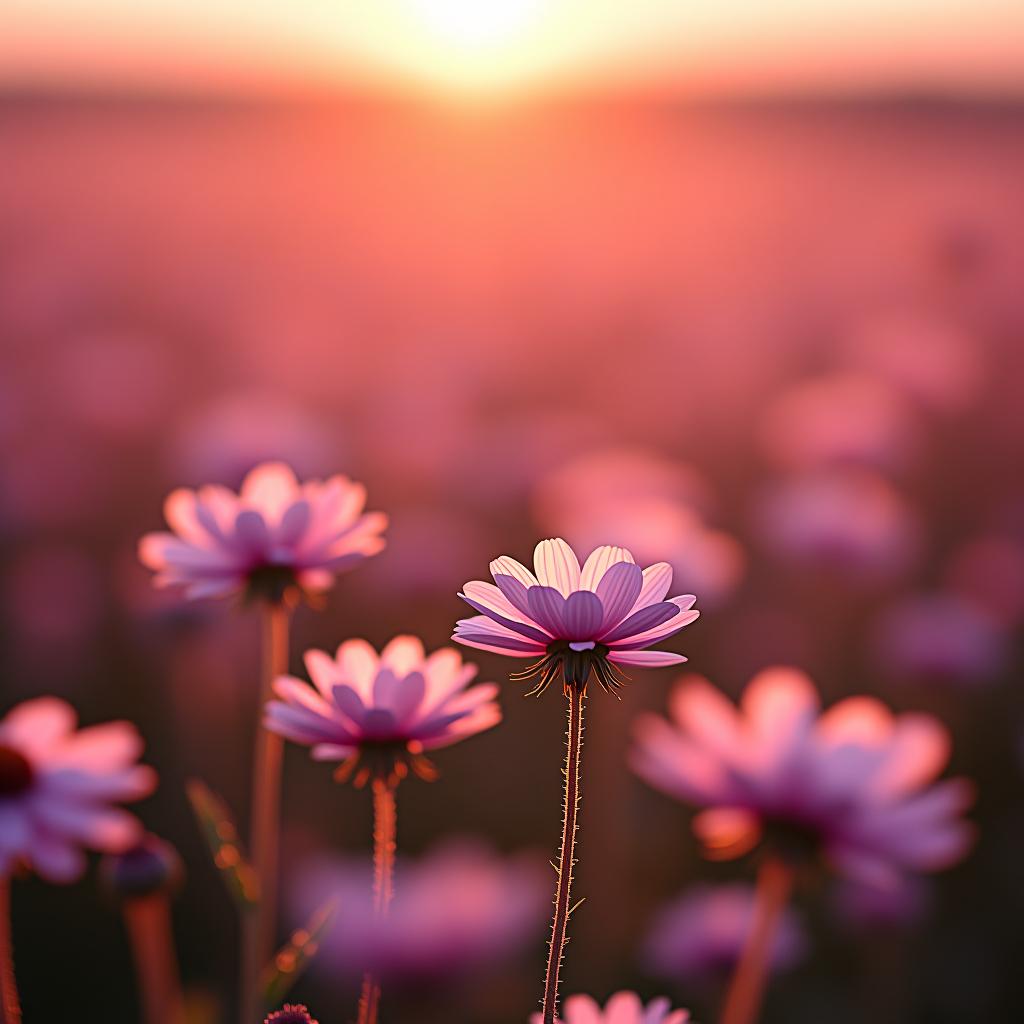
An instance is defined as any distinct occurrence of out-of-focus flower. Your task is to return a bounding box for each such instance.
[99,833,184,901]
[0,698,156,882]
[290,842,547,984]
[631,669,974,887]
[533,447,714,522]
[756,469,922,583]
[869,593,1008,689]
[945,536,1024,627]
[757,372,921,474]
[168,392,336,486]
[265,1005,318,1024]
[842,310,985,413]
[642,883,807,984]
[454,539,699,696]
[830,874,930,931]
[530,991,689,1024]
[532,448,744,604]
[138,462,386,603]
[265,636,500,786]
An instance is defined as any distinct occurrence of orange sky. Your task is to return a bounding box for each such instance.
[3,0,1024,98]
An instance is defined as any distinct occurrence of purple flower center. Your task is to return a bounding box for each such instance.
[0,744,34,797]
[265,1005,318,1024]
[511,639,623,698]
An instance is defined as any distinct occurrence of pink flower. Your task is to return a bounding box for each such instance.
[453,539,699,696]
[642,883,807,985]
[529,991,689,1024]
[755,469,921,583]
[631,669,974,887]
[265,636,500,786]
[0,697,156,882]
[138,462,386,602]
[289,842,548,983]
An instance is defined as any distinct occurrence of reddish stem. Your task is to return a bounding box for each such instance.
[125,894,185,1024]
[719,857,795,1024]
[541,687,585,1024]
[357,780,397,1024]
[240,601,290,1024]
[0,879,21,1024]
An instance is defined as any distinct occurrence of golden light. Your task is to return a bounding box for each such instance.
[406,0,544,47]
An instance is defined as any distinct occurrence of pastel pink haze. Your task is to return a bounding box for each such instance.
[530,991,689,1024]
[0,697,156,882]
[631,669,974,887]
[264,636,501,782]
[453,539,698,694]
[138,461,386,601]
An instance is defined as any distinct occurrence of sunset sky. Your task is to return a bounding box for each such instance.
[4,0,1024,98]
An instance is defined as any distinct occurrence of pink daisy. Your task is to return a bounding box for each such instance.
[631,669,974,887]
[453,539,699,696]
[265,636,501,786]
[529,991,689,1024]
[0,697,156,882]
[138,461,387,603]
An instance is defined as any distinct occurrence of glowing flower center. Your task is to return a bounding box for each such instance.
[511,639,623,698]
[334,739,439,789]
[0,745,34,797]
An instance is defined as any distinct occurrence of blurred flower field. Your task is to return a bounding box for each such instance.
[1,93,1023,1023]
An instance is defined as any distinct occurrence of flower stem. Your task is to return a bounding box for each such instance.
[240,601,290,1024]
[124,894,185,1024]
[0,879,21,1024]
[541,686,585,1024]
[719,857,795,1024]
[357,780,397,1024]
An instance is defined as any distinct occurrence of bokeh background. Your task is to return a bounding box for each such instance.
[2,2,1024,1022]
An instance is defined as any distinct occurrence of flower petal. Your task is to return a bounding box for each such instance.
[596,561,644,630]
[562,591,604,638]
[580,545,636,590]
[533,538,581,596]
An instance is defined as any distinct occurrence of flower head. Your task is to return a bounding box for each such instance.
[453,539,698,696]
[290,842,548,984]
[631,669,974,887]
[138,461,387,604]
[642,883,807,985]
[265,1006,318,1024]
[99,833,184,900]
[529,991,689,1024]
[0,697,156,882]
[265,636,500,786]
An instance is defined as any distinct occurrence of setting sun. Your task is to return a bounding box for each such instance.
[406,0,543,47]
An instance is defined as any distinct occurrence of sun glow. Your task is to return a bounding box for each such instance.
[406,0,544,47]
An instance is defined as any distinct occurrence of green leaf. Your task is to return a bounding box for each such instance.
[260,900,338,1008]
[185,778,260,909]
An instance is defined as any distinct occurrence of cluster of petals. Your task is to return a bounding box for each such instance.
[291,842,548,982]
[631,668,974,886]
[265,636,500,765]
[530,991,689,1024]
[0,697,156,882]
[138,461,386,600]
[453,539,698,668]
[642,883,806,983]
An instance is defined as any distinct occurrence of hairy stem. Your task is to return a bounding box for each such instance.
[357,780,397,1024]
[0,879,20,1024]
[125,894,185,1024]
[719,857,794,1024]
[541,686,585,1024]
[240,601,290,1024]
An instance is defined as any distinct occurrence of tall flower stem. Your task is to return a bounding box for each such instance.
[240,601,291,1024]
[357,779,397,1024]
[719,856,794,1024]
[0,879,20,1024]
[541,686,585,1024]
[124,894,185,1024]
